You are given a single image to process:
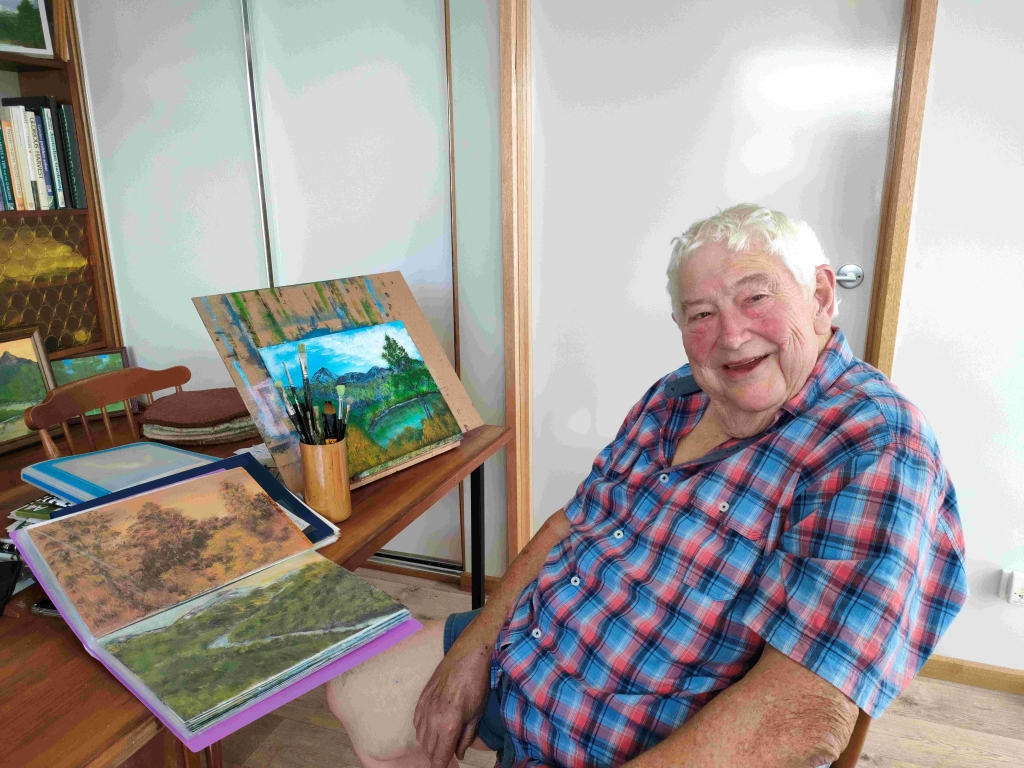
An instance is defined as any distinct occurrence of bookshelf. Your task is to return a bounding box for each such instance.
[0,0,120,362]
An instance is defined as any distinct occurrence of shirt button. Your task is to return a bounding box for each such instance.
[718,501,730,512]
[613,529,624,539]
[570,576,581,586]
[531,628,542,639]
[659,473,669,484]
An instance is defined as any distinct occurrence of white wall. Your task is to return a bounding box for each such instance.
[530,1,902,526]
[78,1,507,574]
[891,0,1024,670]
[77,0,268,389]
[450,0,507,576]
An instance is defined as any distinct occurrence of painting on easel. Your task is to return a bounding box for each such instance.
[193,273,481,492]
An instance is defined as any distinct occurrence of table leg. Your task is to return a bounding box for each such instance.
[471,464,485,609]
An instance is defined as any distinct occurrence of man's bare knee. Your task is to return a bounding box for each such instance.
[326,619,447,759]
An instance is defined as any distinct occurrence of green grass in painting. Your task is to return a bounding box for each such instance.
[52,353,126,415]
[0,348,46,440]
[102,558,400,723]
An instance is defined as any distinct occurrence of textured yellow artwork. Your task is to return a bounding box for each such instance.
[27,467,311,637]
[193,272,482,492]
[0,214,101,353]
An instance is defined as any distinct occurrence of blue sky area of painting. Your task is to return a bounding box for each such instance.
[258,321,423,384]
[0,1,38,12]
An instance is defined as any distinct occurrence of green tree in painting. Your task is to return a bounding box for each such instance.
[0,1,46,49]
[381,334,413,371]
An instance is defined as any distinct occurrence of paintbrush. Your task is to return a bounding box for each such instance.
[298,342,313,416]
[276,380,310,443]
[323,401,337,443]
[335,385,346,439]
[284,366,304,419]
[341,401,351,440]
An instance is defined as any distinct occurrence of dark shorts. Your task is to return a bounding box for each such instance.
[443,609,508,754]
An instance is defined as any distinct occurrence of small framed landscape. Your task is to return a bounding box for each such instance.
[0,326,56,453]
[50,347,138,420]
[0,0,53,58]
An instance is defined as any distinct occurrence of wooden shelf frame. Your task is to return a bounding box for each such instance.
[0,0,122,355]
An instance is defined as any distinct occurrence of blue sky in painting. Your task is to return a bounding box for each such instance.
[258,321,423,383]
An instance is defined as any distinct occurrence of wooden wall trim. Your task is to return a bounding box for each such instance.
[500,0,533,559]
[919,654,1024,697]
[864,0,937,376]
[66,0,123,349]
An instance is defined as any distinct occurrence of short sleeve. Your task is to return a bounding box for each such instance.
[563,375,668,526]
[740,440,968,716]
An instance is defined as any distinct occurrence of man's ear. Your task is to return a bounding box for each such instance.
[812,265,836,335]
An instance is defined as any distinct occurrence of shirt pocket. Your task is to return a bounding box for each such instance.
[671,493,768,602]
[675,512,765,602]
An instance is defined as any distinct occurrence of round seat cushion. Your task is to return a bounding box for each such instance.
[139,387,250,428]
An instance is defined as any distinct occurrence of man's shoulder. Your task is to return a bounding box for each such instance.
[817,357,940,456]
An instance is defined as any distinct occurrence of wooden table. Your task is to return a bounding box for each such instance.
[0,424,511,768]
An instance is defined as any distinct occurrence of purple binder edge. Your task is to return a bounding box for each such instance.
[13,527,422,753]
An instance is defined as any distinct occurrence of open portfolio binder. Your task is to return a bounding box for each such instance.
[12,454,420,751]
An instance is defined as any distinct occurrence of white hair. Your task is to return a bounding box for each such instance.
[666,203,835,324]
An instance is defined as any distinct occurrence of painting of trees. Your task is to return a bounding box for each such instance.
[27,468,310,637]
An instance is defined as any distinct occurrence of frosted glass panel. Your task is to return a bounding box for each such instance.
[248,0,461,562]
[531,1,903,522]
[76,0,268,389]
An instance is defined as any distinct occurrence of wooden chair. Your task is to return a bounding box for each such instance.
[23,366,191,459]
[832,708,871,767]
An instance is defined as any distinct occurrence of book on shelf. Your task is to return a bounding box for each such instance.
[32,112,55,209]
[11,454,417,751]
[0,97,85,210]
[8,106,36,210]
[0,123,14,210]
[58,103,87,209]
[0,109,25,210]
[26,112,50,210]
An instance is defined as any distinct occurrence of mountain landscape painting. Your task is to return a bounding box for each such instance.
[27,467,311,637]
[258,321,462,479]
[0,335,49,444]
[98,551,408,726]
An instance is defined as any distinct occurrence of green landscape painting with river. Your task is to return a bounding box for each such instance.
[258,321,461,479]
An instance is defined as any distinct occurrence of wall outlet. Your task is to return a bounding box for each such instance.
[1001,569,1024,605]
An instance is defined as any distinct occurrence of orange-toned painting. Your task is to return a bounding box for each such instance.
[26,467,310,637]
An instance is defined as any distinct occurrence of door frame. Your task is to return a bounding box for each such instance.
[500,0,937,558]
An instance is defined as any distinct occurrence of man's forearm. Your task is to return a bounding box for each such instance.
[624,645,858,768]
[466,509,570,645]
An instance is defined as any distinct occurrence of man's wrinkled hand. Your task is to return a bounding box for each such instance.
[413,627,494,768]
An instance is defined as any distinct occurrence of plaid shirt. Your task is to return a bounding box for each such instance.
[492,330,967,768]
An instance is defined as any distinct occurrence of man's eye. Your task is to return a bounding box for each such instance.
[689,312,712,321]
[749,294,768,303]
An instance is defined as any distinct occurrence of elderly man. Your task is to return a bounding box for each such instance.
[328,204,967,768]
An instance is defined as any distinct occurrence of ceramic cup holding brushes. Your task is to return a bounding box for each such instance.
[274,346,353,523]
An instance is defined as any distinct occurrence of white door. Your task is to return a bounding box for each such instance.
[531,1,904,524]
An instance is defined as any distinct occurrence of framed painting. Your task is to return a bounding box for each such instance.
[194,272,483,492]
[50,347,138,419]
[0,0,53,58]
[0,326,56,452]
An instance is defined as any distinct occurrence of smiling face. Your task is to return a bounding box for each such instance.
[676,241,836,437]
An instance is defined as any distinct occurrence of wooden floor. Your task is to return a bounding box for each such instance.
[223,570,1024,768]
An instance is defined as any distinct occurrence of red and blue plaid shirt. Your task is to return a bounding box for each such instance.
[492,330,967,767]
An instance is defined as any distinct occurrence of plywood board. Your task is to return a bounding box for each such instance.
[194,273,482,492]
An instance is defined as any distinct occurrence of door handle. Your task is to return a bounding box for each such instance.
[836,264,863,289]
